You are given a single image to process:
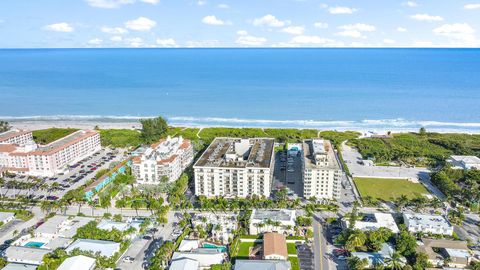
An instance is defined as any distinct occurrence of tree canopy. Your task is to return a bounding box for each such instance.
[140,116,168,143]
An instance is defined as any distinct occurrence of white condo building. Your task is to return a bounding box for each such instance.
[0,129,33,145]
[403,213,454,236]
[302,139,342,200]
[193,138,275,198]
[132,136,194,184]
[0,129,101,177]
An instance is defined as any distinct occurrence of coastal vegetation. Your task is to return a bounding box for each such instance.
[349,131,480,166]
[353,177,430,201]
[98,128,141,148]
[430,165,480,210]
[32,128,79,144]
[0,120,10,132]
[140,116,168,143]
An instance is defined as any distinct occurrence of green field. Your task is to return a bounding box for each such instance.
[287,243,297,255]
[236,242,256,259]
[353,177,430,201]
[289,257,300,270]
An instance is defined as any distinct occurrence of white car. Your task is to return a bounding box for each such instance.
[122,256,134,263]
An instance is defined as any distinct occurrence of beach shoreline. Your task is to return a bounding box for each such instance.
[6,118,480,134]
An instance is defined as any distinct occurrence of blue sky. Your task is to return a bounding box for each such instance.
[0,0,479,48]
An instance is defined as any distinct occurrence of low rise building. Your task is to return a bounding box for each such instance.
[57,255,96,270]
[169,258,200,270]
[234,260,291,270]
[194,138,275,198]
[351,243,405,268]
[178,239,200,252]
[66,239,120,258]
[263,232,288,260]
[403,213,453,236]
[0,130,101,177]
[343,213,399,233]
[0,264,37,270]
[132,136,194,184]
[171,248,224,269]
[447,155,480,170]
[249,209,296,235]
[302,139,343,200]
[0,212,15,224]
[417,238,473,268]
[4,246,51,265]
[0,129,33,145]
[191,213,238,244]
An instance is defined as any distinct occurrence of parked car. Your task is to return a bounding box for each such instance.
[122,256,134,263]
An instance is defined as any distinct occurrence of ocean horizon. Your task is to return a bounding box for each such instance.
[1,48,480,132]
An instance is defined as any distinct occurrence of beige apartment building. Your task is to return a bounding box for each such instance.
[0,129,33,145]
[132,136,194,184]
[193,137,275,198]
[0,129,101,177]
[302,139,342,200]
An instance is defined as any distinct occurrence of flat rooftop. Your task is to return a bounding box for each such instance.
[31,130,97,155]
[450,155,480,163]
[251,209,295,223]
[404,213,452,229]
[0,129,30,142]
[303,139,341,170]
[194,137,274,168]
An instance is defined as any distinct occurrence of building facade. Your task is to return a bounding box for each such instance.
[0,129,33,145]
[193,138,275,198]
[403,213,454,236]
[132,136,194,184]
[302,139,342,200]
[0,130,101,177]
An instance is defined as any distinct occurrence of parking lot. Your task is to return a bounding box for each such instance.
[296,243,314,270]
[0,148,126,200]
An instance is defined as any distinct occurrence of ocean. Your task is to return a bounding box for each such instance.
[1,48,479,132]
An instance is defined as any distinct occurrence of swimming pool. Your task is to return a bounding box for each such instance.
[24,241,45,248]
[203,243,227,253]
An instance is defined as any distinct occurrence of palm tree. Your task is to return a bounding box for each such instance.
[347,257,368,270]
[88,200,96,216]
[385,252,404,270]
[131,199,142,217]
[346,230,367,251]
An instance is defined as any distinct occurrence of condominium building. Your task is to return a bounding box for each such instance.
[193,138,275,198]
[132,136,194,184]
[403,213,454,236]
[302,139,342,200]
[0,130,101,177]
[0,129,33,145]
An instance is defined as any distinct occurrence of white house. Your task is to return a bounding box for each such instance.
[4,246,51,265]
[343,213,399,233]
[57,255,96,270]
[0,212,15,224]
[403,213,453,236]
[169,258,199,270]
[351,243,406,268]
[249,209,296,235]
[178,239,200,252]
[66,239,120,258]
[447,155,480,170]
[234,260,292,270]
[172,249,224,269]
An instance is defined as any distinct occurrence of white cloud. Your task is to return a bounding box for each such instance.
[237,30,248,36]
[202,15,230,26]
[156,38,177,47]
[252,14,288,27]
[87,38,103,45]
[464,3,480,10]
[433,23,478,46]
[110,36,123,42]
[185,40,219,47]
[383,38,396,44]
[397,27,407,32]
[217,4,229,9]
[281,26,305,35]
[101,26,128,34]
[125,17,156,31]
[413,40,433,47]
[236,35,267,46]
[336,30,364,38]
[403,1,418,7]
[290,35,334,45]
[197,0,206,6]
[314,22,328,29]
[339,23,376,32]
[44,22,74,32]
[85,0,157,8]
[125,37,144,47]
[328,6,357,14]
[410,13,444,22]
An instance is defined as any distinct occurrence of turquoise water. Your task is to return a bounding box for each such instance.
[24,241,45,248]
[1,48,480,131]
[203,243,227,253]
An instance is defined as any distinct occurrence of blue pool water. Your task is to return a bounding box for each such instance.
[203,243,227,253]
[24,241,45,248]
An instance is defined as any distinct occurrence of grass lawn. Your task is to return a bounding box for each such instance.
[236,242,256,258]
[289,257,300,270]
[353,177,430,201]
[287,243,297,255]
[32,128,79,144]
